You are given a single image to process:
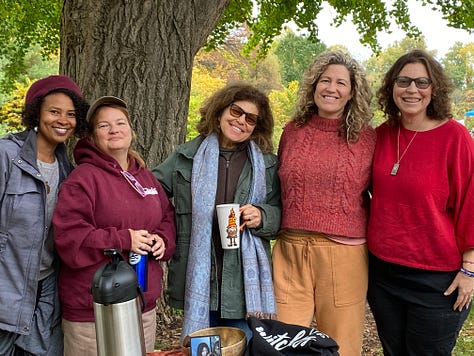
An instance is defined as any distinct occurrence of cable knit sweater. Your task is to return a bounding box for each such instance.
[278,114,376,238]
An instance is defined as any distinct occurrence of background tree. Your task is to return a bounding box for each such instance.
[443,42,474,89]
[2,0,474,335]
[443,42,474,122]
[2,0,473,164]
[268,80,299,148]
[0,0,61,92]
[0,81,27,132]
[186,66,225,141]
[273,29,327,86]
[364,36,432,127]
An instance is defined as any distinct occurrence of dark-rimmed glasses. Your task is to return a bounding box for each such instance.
[395,76,432,89]
[228,103,260,126]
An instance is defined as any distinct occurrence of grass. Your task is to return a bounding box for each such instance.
[454,307,474,355]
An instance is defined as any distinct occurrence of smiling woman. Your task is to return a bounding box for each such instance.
[91,105,134,168]
[368,49,474,356]
[274,50,375,356]
[0,75,89,355]
[218,100,259,148]
[152,82,281,343]
[52,96,176,355]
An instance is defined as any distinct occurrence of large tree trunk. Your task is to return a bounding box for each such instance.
[59,0,230,331]
[60,0,230,166]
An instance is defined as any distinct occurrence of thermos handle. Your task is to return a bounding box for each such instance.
[104,248,124,263]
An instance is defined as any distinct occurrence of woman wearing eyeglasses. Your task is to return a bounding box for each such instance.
[367,49,474,355]
[52,96,176,355]
[152,82,281,341]
[274,50,375,356]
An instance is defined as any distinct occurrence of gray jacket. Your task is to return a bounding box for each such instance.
[0,130,72,334]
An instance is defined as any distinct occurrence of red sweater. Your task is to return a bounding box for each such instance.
[368,120,474,271]
[278,114,376,238]
[53,138,176,321]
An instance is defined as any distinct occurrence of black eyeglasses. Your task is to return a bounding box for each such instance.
[395,76,432,89]
[228,103,259,126]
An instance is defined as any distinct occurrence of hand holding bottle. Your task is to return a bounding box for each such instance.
[129,229,154,255]
[150,234,166,260]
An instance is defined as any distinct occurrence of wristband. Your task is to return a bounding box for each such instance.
[460,267,474,278]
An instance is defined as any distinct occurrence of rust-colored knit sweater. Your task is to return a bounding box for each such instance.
[278,114,376,238]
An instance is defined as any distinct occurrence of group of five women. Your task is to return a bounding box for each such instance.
[0,48,473,356]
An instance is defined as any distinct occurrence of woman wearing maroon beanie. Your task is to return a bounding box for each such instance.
[0,75,89,355]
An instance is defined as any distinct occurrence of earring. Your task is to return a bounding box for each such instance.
[34,126,38,132]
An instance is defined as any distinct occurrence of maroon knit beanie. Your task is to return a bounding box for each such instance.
[25,75,83,104]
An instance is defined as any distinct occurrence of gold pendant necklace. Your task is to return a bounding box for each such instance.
[391,125,418,176]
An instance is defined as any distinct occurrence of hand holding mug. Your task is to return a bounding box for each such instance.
[239,204,262,230]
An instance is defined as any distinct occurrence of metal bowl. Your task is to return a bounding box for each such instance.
[183,327,246,356]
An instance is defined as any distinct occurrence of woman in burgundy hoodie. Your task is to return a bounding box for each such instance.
[53,96,176,355]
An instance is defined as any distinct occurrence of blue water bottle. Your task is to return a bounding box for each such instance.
[129,252,148,292]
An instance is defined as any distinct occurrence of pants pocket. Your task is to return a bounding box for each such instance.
[332,244,368,307]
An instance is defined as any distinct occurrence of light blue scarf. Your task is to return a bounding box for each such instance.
[181,133,276,340]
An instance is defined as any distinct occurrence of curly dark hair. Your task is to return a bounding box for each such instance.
[21,88,89,137]
[293,50,372,142]
[196,82,274,153]
[377,49,454,125]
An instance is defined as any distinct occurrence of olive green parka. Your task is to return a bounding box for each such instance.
[152,136,281,319]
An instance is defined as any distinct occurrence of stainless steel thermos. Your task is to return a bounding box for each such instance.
[91,249,146,356]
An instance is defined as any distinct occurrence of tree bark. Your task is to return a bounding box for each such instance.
[60,0,230,166]
[60,0,230,328]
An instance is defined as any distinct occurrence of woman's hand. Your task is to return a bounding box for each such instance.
[129,229,155,255]
[444,272,474,311]
[150,234,166,260]
[239,204,262,230]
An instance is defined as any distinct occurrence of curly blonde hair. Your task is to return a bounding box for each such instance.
[293,50,372,142]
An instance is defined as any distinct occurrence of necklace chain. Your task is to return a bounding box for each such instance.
[391,125,418,176]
